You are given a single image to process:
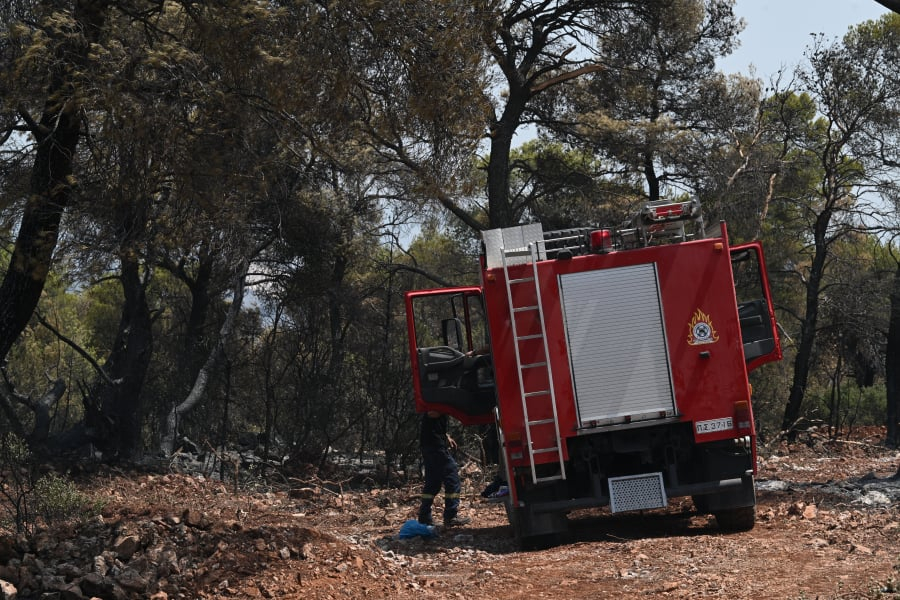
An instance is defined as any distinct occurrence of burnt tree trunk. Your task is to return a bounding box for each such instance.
[886,260,900,447]
[158,249,217,442]
[781,211,831,436]
[84,255,153,460]
[0,1,110,363]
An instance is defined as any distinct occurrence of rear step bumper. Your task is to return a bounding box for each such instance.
[528,472,753,514]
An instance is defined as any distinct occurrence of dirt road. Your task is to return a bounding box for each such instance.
[4,429,900,599]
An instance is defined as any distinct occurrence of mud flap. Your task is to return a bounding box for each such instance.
[506,503,568,550]
[702,475,756,512]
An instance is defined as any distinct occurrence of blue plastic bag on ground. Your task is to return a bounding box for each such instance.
[398,519,438,539]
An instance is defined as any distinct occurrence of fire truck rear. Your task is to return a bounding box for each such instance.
[405,200,782,547]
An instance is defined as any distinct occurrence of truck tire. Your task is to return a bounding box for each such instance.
[714,505,756,532]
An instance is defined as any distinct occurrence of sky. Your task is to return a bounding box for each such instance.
[717,0,892,79]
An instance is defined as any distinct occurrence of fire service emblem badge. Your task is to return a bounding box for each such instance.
[687,309,719,345]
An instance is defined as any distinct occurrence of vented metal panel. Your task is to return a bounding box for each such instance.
[559,263,675,424]
[482,224,545,269]
[609,473,667,513]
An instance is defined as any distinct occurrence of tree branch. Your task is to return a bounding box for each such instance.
[530,64,603,94]
[873,0,900,14]
[16,105,50,137]
[33,311,119,386]
[388,264,456,288]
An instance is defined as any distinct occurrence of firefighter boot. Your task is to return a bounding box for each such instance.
[444,514,471,527]
[417,502,434,526]
[443,502,470,527]
[444,513,471,527]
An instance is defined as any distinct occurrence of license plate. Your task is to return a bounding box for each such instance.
[695,417,733,434]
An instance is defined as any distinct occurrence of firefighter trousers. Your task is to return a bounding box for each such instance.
[418,446,461,524]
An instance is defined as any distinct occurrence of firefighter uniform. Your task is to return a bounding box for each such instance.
[418,412,464,526]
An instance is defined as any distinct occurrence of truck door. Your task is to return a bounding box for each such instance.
[404,287,496,425]
[730,242,783,371]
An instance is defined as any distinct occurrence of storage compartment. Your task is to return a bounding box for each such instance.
[559,263,676,426]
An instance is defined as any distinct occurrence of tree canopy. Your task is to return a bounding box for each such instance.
[0,1,898,465]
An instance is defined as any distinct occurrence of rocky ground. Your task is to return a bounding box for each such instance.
[2,427,900,599]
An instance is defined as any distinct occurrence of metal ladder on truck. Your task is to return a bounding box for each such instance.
[501,242,567,484]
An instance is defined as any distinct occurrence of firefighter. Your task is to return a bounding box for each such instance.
[418,411,471,528]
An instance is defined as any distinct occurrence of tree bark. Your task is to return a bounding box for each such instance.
[885,260,900,446]
[83,254,153,460]
[781,214,831,435]
[158,250,217,425]
[487,91,529,228]
[160,258,250,456]
[484,2,607,230]
[873,0,900,15]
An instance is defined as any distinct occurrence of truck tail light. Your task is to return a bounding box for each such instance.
[590,229,612,252]
[506,430,524,460]
[734,400,752,434]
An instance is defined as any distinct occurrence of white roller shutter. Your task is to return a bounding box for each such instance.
[559,263,675,425]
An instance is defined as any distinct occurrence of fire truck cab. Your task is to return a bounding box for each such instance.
[405,200,781,547]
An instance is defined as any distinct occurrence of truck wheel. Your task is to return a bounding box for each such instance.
[714,505,756,532]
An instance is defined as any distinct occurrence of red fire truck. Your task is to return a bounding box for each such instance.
[404,200,782,547]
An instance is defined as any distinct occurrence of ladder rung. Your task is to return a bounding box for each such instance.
[502,239,566,486]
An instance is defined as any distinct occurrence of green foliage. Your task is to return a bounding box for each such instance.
[0,432,34,534]
[31,472,103,528]
[806,382,887,434]
[0,432,31,534]
[510,140,640,229]
[564,0,749,202]
[748,359,795,440]
[404,222,481,288]
[82,278,125,354]
[0,433,102,534]
[0,0,897,471]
